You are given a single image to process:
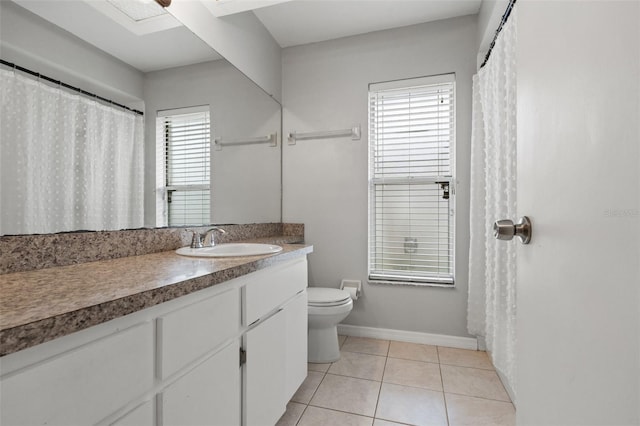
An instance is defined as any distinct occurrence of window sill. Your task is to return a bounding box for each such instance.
[368,279,455,289]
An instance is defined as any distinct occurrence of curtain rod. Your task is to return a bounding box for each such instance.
[0,59,144,116]
[480,0,517,69]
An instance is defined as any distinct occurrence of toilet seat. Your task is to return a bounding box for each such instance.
[307,287,351,307]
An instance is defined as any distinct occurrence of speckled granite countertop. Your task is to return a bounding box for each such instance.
[0,241,312,356]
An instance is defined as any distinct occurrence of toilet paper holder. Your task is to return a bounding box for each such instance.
[340,279,362,299]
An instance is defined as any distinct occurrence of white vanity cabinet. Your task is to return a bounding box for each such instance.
[0,256,308,426]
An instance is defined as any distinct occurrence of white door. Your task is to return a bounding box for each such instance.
[515,1,639,425]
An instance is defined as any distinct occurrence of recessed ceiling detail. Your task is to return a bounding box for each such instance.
[202,0,293,18]
[86,0,180,36]
[106,0,167,22]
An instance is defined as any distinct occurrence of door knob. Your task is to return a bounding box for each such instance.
[493,216,532,244]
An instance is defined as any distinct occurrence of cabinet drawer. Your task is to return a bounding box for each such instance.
[158,287,240,379]
[0,322,153,426]
[244,258,308,325]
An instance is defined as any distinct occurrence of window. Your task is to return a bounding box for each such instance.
[156,106,211,227]
[368,74,455,286]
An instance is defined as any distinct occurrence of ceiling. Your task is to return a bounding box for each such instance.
[254,0,482,48]
[10,0,481,73]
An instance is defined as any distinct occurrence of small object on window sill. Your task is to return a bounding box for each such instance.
[435,181,450,200]
[404,237,418,254]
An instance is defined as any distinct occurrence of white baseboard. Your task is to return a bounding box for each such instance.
[476,335,487,351]
[337,324,478,350]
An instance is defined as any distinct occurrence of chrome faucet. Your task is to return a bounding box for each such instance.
[188,227,226,248]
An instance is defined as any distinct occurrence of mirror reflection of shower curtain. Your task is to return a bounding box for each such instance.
[467,8,518,399]
[0,69,144,235]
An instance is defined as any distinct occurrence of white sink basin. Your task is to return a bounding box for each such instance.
[176,243,283,258]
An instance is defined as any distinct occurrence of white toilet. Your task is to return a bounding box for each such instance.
[307,287,353,363]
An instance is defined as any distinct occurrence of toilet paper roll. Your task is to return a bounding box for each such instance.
[345,287,358,300]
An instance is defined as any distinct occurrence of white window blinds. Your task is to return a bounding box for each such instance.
[368,75,455,285]
[158,107,211,226]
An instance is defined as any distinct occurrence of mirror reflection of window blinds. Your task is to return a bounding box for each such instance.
[368,75,455,285]
[161,108,210,226]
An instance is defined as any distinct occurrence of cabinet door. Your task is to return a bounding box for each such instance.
[244,309,287,426]
[160,341,241,426]
[0,322,153,426]
[284,290,308,401]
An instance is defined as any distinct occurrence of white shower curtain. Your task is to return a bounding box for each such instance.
[0,69,144,235]
[468,9,518,396]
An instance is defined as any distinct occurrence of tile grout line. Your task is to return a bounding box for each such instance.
[439,362,495,371]
[294,403,309,426]
[295,366,327,425]
[371,341,391,423]
[304,404,376,421]
[387,356,442,366]
[297,338,340,426]
[443,391,513,404]
[321,371,384,383]
[380,380,448,394]
[438,346,452,426]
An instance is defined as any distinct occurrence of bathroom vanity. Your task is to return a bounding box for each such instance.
[0,242,311,426]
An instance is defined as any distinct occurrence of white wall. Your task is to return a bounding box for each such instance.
[282,15,477,337]
[0,1,144,108]
[476,0,510,66]
[144,60,281,226]
[167,1,282,103]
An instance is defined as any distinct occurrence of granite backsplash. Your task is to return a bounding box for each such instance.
[0,223,304,274]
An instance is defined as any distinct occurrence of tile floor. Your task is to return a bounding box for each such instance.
[277,336,515,426]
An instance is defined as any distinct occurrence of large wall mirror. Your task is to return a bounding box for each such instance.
[0,0,282,236]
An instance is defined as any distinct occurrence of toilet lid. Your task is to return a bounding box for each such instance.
[307,287,351,306]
